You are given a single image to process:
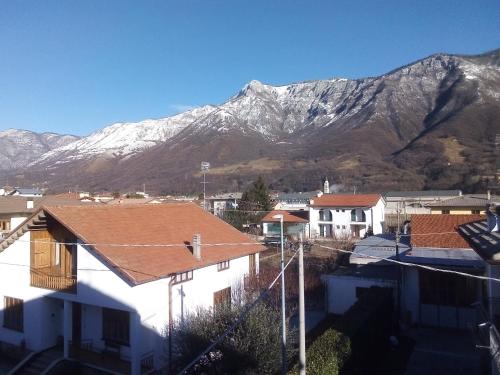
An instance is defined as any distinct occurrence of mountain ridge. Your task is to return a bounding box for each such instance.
[1,49,499,193]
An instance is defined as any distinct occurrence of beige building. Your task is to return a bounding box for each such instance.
[426,193,499,215]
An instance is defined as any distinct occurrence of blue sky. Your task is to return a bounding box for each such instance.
[0,0,498,136]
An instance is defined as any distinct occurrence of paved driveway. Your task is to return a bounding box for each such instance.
[405,328,484,375]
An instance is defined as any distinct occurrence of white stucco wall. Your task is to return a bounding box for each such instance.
[324,274,395,314]
[309,198,385,238]
[0,231,260,371]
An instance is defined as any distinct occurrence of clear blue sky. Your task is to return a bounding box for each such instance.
[0,0,498,136]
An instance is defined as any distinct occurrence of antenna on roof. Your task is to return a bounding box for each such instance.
[201,162,210,210]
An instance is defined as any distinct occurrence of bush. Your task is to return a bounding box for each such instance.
[171,303,297,374]
[303,329,350,375]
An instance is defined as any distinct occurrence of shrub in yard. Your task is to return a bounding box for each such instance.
[292,329,350,375]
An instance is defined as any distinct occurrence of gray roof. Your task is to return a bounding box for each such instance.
[352,234,484,268]
[459,219,500,264]
[276,191,317,202]
[402,247,484,267]
[351,234,410,264]
[384,190,461,198]
[426,194,500,208]
[10,188,43,195]
[207,193,242,200]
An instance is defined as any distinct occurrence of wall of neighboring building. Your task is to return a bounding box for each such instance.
[323,274,395,314]
[430,208,486,215]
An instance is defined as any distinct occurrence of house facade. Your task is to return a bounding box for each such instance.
[309,193,385,239]
[426,193,500,215]
[261,210,310,241]
[0,204,263,374]
[207,193,242,217]
[325,214,485,330]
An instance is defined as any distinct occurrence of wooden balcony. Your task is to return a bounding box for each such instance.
[30,267,76,294]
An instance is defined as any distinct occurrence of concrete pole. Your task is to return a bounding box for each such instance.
[298,233,306,375]
[280,215,287,375]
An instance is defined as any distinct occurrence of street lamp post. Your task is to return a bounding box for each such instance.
[273,214,287,375]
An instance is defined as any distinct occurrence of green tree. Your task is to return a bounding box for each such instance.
[222,176,272,231]
[239,176,272,212]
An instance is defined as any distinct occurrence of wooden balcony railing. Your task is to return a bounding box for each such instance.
[30,267,76,293]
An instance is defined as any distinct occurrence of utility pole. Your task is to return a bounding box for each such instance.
[272,214,287,375]
[298,233,306,375]
[395,201,401,332]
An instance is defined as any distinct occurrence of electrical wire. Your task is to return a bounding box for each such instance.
[316,243,500,283]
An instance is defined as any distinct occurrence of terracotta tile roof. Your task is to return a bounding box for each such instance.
[44,203,264,284]
[262,210,309,223]
[411,214,485,249]
[310,194,382,208]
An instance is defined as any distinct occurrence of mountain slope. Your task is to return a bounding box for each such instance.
[0,129,79,171]
[6,49,500,193]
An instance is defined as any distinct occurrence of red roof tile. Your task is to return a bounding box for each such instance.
[411,214,485,249]
[310,194,382,208]
[43,203,264,284]
[262,210,309,223]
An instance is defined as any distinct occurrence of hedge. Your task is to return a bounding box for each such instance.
[291,329,350,375]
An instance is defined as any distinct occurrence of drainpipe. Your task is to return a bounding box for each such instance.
[168,276,175,373]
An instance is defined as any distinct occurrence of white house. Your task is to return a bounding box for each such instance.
[207,193,242,217]
[261,210,310,241]
[0,203,264,374]
[309,193,385,238]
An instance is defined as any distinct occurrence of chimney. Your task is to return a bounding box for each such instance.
[193,234,201,260]
[26,199,34,209]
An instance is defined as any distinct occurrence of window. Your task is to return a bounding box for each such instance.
[217,260,230,271]
[3,297,23,332]
[0,220,10,231]
[102,308,130,345]
[471,210,480,214]
[336,225,340,229]
[336,209,339,212]
[342,225,346,229]
[319,210,332,221]
[341,210,345,213]
[173,270,193,284]
[214,287,231,309]
[442,210,450,214]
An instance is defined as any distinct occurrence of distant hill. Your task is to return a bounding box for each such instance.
[2,49,499,194]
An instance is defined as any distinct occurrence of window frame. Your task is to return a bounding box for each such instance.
[217,260,230,271]
[172,270,193,284]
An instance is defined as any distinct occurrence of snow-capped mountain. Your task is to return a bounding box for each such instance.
[0,129,79,170]
[36,105,216,164]
[4,49,500,193]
